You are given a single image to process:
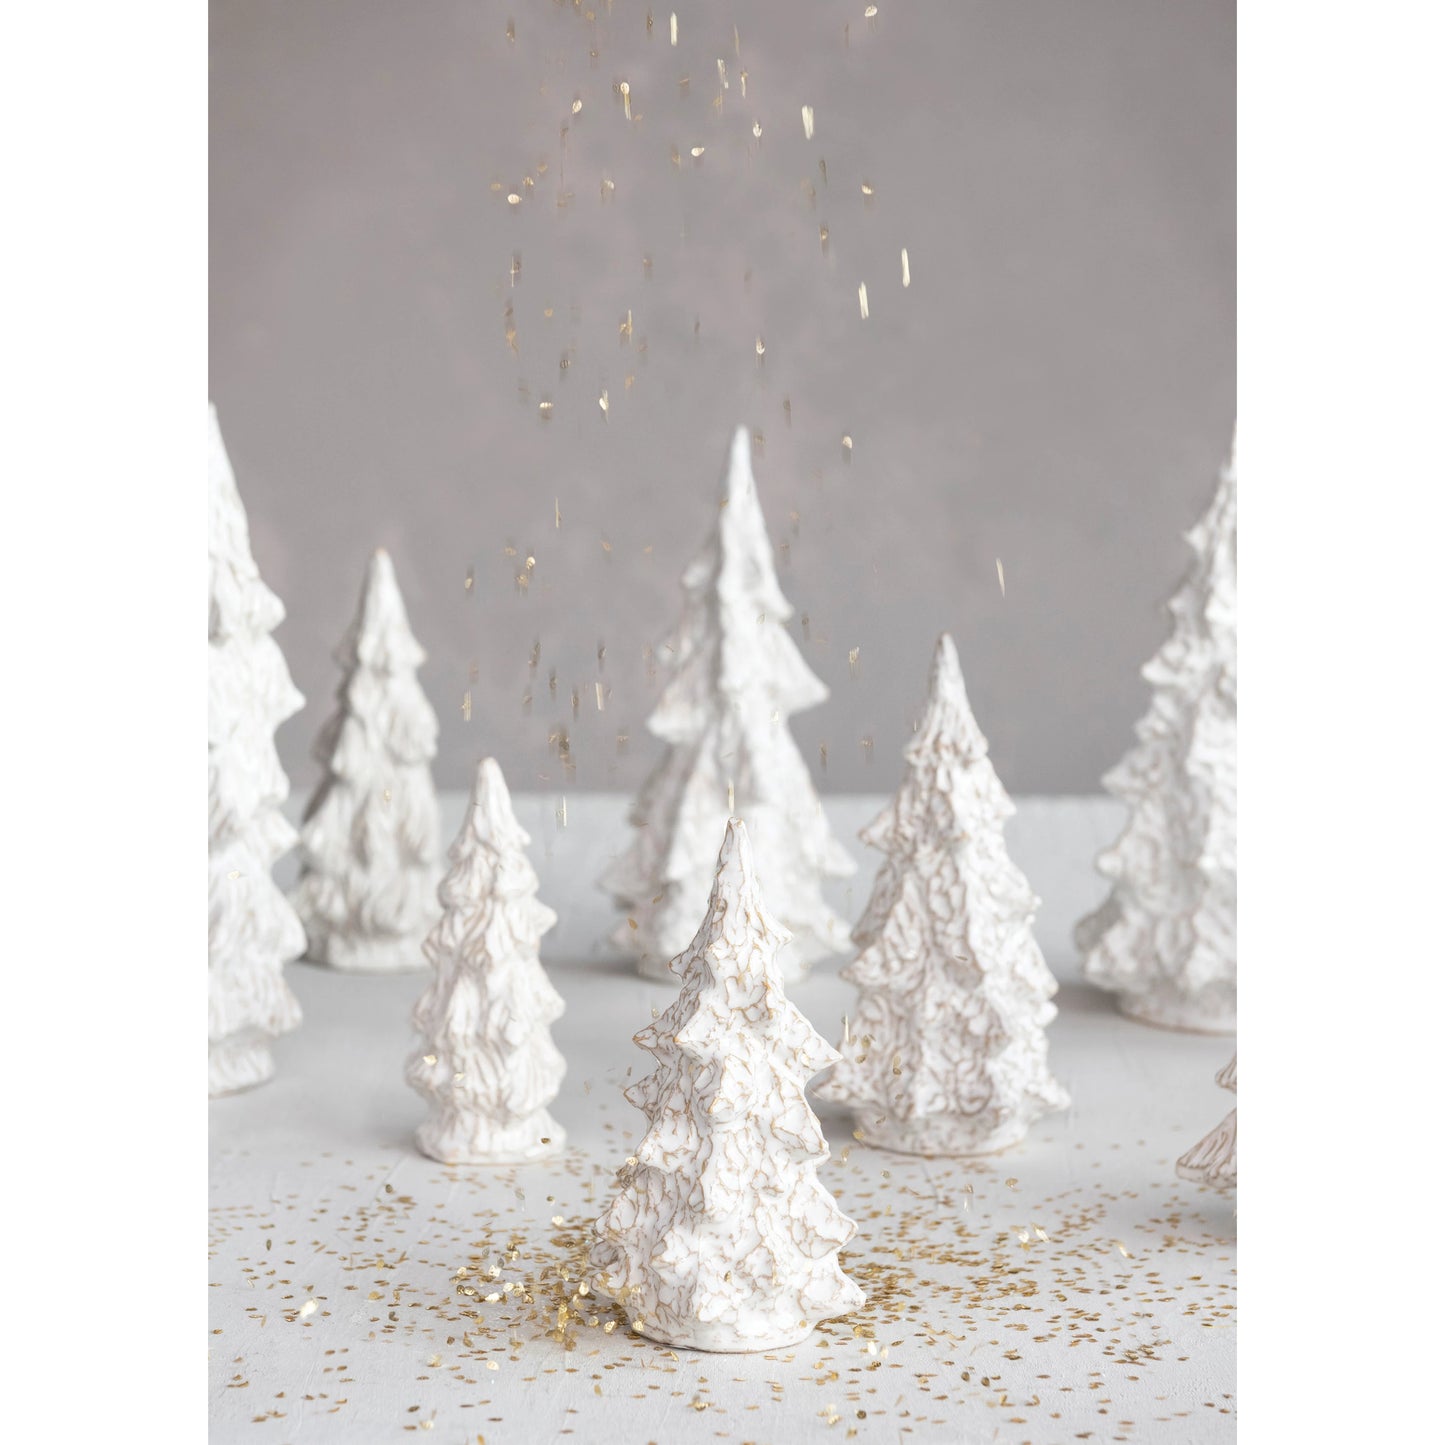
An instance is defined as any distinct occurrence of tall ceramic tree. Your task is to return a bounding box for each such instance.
[406,757,566,1164]
[292,548,442,972]
[591,817,865,1352]
[1177,1053,1237,1189]
[818,634,1070,1154]
[208,404,306,1095]
[604,425,855,982]
[1076,446,1238,1032]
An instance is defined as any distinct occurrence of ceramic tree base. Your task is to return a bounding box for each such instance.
[592,818,864,1353]
[416,1117,566,1167]
[307,932,431,975]
[1119,987,1236,1035]
[208,1036,277,1098]
[849,1109,1032,1159]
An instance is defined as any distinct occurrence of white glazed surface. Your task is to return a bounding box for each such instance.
[603,427,855,983]
[407,758,567,1165]
[292,548,442,973]
[592,818,865,1352]
[819,634,1070,1156]
[208,405,306,1097]
[1076,448,1237,1033]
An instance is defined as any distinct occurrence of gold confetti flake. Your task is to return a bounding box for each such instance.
[1005,1177,1020,1190]
[727,780,735,810]
[554,499,561,528]
[841,433,854,452]
[598,389,609,415]
[298,1299,317,1319]
[848,646,861,678]
[996,558,1006,597]
[819,224,829,249]
[901,248,911,287]
[752,120,762,138]
[717,58,728,89]
[858,282,869,319]
[690,145,705,158]
[801,105,815,140]
[755,335,765,357]
[571,97,583,114]
[865,4,878,17]
[538,400,554,418]
[670,11,677,46]
[619,80,631,120]
[461,691,472,721]
[861,180,874,197]
[507,193,521,206]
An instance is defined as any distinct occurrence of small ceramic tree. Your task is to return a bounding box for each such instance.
[406,757,566,1163]
[818,634,1070,1155]
[591,817,865,1352]
[292,549,442,972]
[603,426,855,983]
[208,404,306,1096]
[1177,1054,1237,1189]
[1076,446,1237,1032]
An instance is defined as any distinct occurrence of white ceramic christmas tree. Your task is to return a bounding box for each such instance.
[1075,446,1238,1032]
[604,425,855,983]
[209,404,306,1096]
[591,817,865,1352]
[292,549,442,972]
[818,634,1070,1155]
[406,757,566,1164]
[1177,1054,1237,1188]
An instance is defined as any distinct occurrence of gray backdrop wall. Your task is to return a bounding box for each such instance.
[210,0,1235,796]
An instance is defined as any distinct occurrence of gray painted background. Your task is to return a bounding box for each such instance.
[210,0,1235,796]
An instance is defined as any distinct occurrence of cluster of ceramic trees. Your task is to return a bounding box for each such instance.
[210,409,1235,1349]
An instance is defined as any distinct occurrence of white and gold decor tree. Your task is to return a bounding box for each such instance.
[818,634,1070,1155]
[208,404,306,1096]
[603,426,855,983]
[1177,1053,1237,1189]
[1075,446,1238,1032]
[406,757,566,1164]
[292,548,442,972]
[591,817,865,1352]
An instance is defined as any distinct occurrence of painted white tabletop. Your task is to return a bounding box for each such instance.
[210,794,1237,1445]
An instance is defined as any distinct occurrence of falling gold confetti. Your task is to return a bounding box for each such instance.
[595,682,605,711]
[848,646,860,678]
[507,193,521,206]
[801,104,815,139]
[752,120,762,138]
[717,58,728,89]
[996,558,1006,596]
[755,335,765,358]
[858,282,869,319]
[670,11,677,46]
[841,433,854,453]
[690,145,705,157]
[554,499,561,528]
[538,400,554,418]
[598,390,609,416]
[901,247,911,287]
[619,80,631,120]
[865,4,878,17]
[861,180,874,197]
[727,780,735,811]
[571,97,583,114]
[462,691,472,721]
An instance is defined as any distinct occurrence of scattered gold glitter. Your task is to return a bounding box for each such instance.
[996,558,1006,596]
[619,80,631,120]
[1005,1177,1020,1190]
[507,193,521,206]
[506,18,515,41]
[727,780,735,810]
[297,1299,317,1320]
[802,104,815,139]
[717,58,727,89]
[901,248,911,287]
[842,433,854,453]
[571,97,583,114]
[861,180,874,197]
[755,335,765,358]
[554,499,561,528]
[595,682,605,711]
[752,120,762,138]
[820,224,829,249]
[691,145,705,158]
[670,11,677,46]
[538,400,554,418]
[849,647,861,678]
[865,3,878,15]
[461,691,472,722]
[858,282,869,319]
[599,390,609,416]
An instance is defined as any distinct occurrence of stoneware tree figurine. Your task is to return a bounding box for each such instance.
[590,817,865,1352]
[292,548,442,972]
[1075,445,1237,1032]
[208,404,306,1096]
[818,634,1070,1155]
[406,757,566,1164]
[1177,1053,1237,1189]
[603,425,855,983]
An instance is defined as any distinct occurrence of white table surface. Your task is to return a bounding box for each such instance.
[210,794,1237,1445]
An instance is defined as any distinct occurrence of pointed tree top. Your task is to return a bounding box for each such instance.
[912,633,990,762]
[704,426,792,620]
[464,757,531,852]
[340,546,426,673]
